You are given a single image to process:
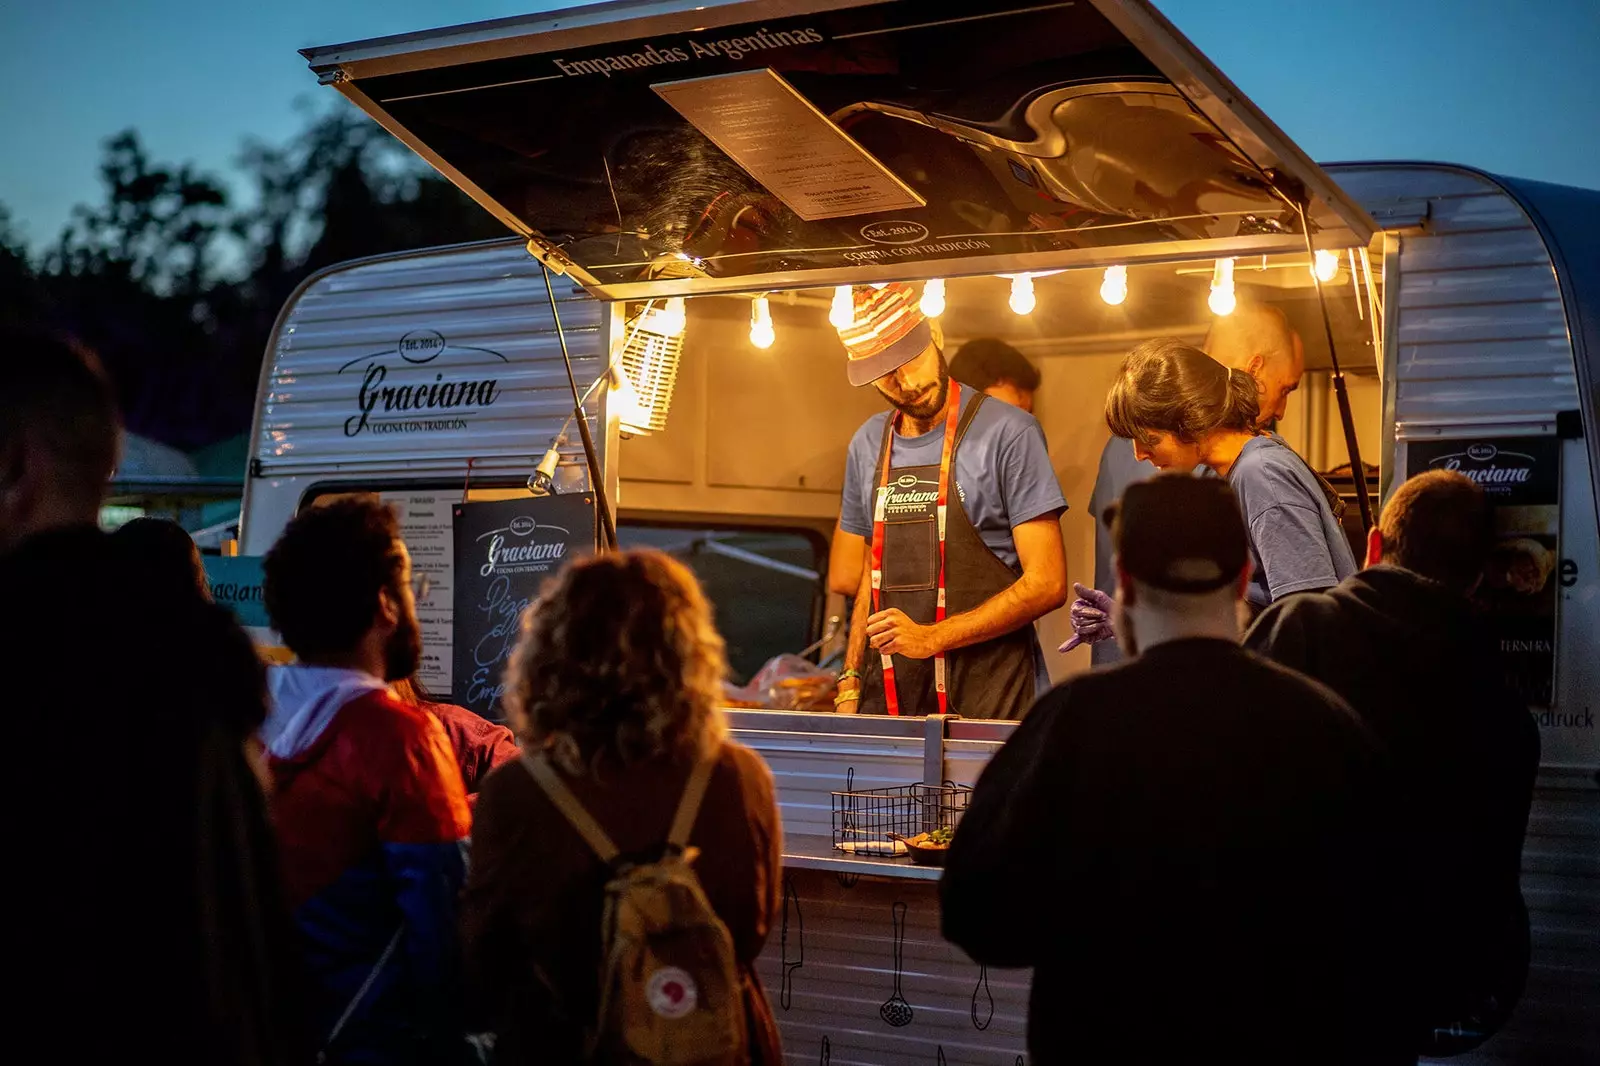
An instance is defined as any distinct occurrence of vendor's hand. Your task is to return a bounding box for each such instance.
[866,609,943,660]
[1058,583,1116,653]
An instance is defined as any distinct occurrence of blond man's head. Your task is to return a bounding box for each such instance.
[1203,301,1305,426]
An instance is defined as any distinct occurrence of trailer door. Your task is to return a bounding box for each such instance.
[301,0,1376,300]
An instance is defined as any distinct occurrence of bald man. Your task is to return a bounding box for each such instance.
[1085,302,1305,666]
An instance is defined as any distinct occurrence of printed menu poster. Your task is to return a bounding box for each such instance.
[1406,436,1561,706]
[452,495,596,722]
[652,69,926,221]
[382,492,456,696]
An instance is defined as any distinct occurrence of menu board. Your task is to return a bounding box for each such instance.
[653,69,925,221]
[452,494,596,722]
[382,492,457,696]
[1406,436,1561,707]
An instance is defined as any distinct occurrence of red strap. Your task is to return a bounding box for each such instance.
[869,383,961,716]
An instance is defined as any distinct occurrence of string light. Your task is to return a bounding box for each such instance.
[1008,274,1036,315]
[656,297,687,336]
[749,296,775,349]
[1208,258,1237,316]
[920,278,946,318]
[1099,265,1128,306]
[1313,249,1339,283]
[829,285,854,329]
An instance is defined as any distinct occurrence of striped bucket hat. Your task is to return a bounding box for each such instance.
[836,283,933,387]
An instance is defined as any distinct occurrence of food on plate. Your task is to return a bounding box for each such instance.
[903,827,955,850]
[837,839,908,856]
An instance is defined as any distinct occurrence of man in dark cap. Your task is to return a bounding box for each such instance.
[830,283,1067,721]
[942,475,1407,1065]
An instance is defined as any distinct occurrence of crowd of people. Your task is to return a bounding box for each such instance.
[3,317,1535,1066]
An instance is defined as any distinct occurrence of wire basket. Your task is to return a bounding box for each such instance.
[831,783,971,857]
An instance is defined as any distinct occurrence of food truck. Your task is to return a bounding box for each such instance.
[238,1,1598,1061]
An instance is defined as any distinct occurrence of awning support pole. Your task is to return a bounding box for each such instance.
[1297,204,1375,538]
[540,264,618,553]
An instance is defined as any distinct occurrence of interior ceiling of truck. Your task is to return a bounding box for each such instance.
[707,253,1383,374]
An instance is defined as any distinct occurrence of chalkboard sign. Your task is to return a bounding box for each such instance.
[204,556,269,629]
[452,494,596,721]
[1406,435,1561,707]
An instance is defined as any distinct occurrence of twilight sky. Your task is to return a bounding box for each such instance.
[2,0,1595,253]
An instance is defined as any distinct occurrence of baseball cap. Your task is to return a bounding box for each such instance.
[1107,474,1250,593]
[836,282,934,387]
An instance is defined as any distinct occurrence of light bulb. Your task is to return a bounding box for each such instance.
[1208,258,1236,316]
[611,369,652,435]
[1008,274,1036,315]
[657,297,687,336]
[829,285,854,329]
[749,296,775,349]
[1099,265,1128,306]
[920,278,946,317]
[1313,249,1339,283]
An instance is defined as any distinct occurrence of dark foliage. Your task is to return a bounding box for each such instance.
[2,102,506,452]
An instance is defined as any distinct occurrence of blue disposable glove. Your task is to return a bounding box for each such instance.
[1058,583,1116,653]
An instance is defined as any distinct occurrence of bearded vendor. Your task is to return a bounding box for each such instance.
[832,283,1068,721]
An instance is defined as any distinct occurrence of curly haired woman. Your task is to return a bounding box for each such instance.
[460,550,783,1065]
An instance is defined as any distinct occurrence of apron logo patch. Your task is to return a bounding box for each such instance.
[646,967,698,1019]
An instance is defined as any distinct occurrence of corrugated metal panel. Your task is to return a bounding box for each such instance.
[1328,165,1580,427]
[727,712,929,844]
[254,240,605,475]
[1328,167,1496,203]
[754,871,1030,1066]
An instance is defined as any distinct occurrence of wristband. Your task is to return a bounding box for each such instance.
[833,690,860,705]
[838,668,861,683]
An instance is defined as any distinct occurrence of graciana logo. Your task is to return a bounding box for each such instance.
[861,220,929,245]
[1430,442,1535,485]
[477,517,571,578]
[338,329,509,438]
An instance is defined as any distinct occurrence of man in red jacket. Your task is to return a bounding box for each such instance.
[262,498,472,1065]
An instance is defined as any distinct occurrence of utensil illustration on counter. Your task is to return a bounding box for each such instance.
[971,963,993,1030]
[819,1036,830,1065]
[837,767,861,887]
[780,875,804,1010]
[879,901,914,1028]
[937,1048,947,1066]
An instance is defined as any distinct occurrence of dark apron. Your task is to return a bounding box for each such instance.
[860,393,1039,721]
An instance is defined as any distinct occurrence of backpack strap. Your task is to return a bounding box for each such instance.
[522,753,621,863]
[667,749,720,849]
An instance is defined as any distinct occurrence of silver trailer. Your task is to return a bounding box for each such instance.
[241,1,1597,1061]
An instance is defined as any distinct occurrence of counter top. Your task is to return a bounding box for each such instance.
[781,834,944,882]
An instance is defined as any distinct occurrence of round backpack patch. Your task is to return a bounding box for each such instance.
[646,967,699,1020]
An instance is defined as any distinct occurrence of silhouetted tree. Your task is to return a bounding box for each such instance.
[30,102,509,453]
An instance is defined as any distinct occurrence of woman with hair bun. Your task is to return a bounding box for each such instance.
[1064,340,1357,650]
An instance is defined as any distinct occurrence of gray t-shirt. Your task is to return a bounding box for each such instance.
[841,391,1066,696]
[840,389,1067,568]
[1227,435,1358,608]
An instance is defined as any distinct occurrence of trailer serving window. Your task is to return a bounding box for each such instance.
[617,522,826,683]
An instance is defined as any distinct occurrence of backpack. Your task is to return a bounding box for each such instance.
[523,750,748,1066]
